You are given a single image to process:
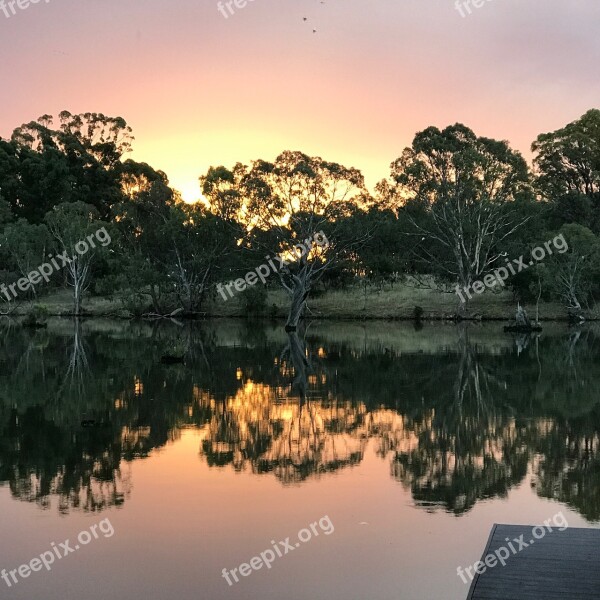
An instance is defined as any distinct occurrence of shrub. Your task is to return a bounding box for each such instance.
[23,304,49,327]
[240,286,268,315]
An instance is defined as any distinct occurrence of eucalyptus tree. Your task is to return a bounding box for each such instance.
[1,219,50,298]
[0,136,72,223]
[111,165,177,314]
[0,196,12,227]
[533,108,600,233]
[203,151,366,329]
[164,202,238,314]
[9,111,134,220]
[541,224,600,318]
[200,163,246,221]
[390,124,532,312]
[114,172,238,316]
[44,202,112,315]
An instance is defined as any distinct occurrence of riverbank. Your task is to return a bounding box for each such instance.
[5,283,599,321]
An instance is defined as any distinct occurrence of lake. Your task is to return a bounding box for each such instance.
[0,319,599,600]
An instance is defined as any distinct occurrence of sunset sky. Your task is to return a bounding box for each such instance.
[1,0,599,201]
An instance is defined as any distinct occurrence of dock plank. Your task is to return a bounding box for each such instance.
[466,524,600,600]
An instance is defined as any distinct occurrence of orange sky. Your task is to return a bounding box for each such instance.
[1,0,599,201]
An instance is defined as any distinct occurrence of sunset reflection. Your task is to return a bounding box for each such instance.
[198,381,369,483]
[1,321,600,521]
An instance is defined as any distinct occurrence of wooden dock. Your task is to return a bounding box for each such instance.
[467,524,600,600]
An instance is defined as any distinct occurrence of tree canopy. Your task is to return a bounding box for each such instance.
[1,109,599,321]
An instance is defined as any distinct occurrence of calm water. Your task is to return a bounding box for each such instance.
[1,319,599,600]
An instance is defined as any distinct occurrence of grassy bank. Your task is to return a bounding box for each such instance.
[6,283,599,321]
[209,284,596,321]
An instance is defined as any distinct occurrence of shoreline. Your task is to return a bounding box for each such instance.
[9,311,599,324]
[4,284,599,323]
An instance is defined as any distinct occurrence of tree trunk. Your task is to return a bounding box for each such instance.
[457,297,469,319]
[150,285,163,314]
[285,286,308,332]
[74,282,81,315]
[287,333,310,402]
[456,274,472,318]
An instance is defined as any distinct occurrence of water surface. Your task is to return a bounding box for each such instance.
[1,319,599,599]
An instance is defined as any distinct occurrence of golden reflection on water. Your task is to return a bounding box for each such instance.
[2,322,600,523]
[198,381,369,483]
[2,323,600,600]
[191,376,588,518]
[194,378,516,498]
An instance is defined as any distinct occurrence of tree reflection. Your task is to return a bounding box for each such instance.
[0,320,599,520]
[533,408,600,521]
[0,406,130,513]
[199,333,369,483]
[388,330,529,513]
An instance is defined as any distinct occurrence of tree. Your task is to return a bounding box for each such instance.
[44,202,112,315]
[542,224,600,318]
[206,150,366,330]
[9,112,134,221]
[200,164,246,221]
[389,124,532,312]
[111,171,176,314]
[164,202,238,314]
[1,219,50,298]
[120,159,171,200]
[0,137,72,223]
[533,109,600,234]
[0,196,13,228]
[113,174,238,315]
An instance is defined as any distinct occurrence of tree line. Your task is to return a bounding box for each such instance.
[1,109,599,326]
